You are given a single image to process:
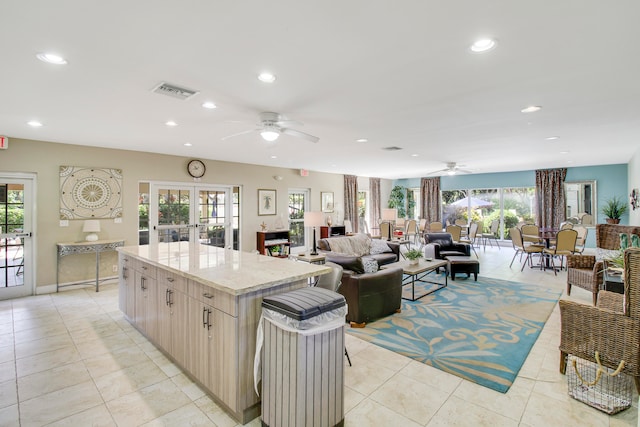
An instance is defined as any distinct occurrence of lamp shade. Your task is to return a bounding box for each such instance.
[381,208,397,221]
[83,220,101,241]
[304,211,324,227]
[83,220,101,233]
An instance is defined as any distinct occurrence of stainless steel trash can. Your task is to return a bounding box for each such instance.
[259,287,347,427]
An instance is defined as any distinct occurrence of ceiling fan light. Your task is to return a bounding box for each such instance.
[260,129,280,142]
[447,169,457,176]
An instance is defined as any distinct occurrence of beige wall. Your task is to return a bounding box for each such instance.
[2,138,392,292]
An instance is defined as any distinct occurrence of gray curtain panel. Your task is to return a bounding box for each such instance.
[369,177,381,230]
[344,175,359,233]
[535,168,567,229]
[420,177,441,223]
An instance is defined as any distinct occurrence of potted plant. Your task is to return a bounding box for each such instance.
[270,245,281,256]
[405,249,423,265]
[601,196,628,224]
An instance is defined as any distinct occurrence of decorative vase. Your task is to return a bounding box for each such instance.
[409,258,419,265]
[606,218,621,224]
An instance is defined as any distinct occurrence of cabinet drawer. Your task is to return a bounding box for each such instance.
[189,281,236,317]
[137,261,157,279]
[157,269,188,294]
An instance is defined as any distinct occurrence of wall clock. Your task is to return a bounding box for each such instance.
[187,159,206,178]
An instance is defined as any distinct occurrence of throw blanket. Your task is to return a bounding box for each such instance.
[327,235,371,256]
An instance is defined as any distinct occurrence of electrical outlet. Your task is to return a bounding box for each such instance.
[112,265,118,272]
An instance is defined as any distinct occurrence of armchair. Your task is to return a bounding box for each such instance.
[423,232,471,261]
[560,247,640,392]
[337,266,403,327]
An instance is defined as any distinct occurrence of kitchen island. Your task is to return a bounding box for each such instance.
[117,242,330,424]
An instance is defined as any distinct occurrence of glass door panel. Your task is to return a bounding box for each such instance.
[289,190,307,251]
[502,188,536,240]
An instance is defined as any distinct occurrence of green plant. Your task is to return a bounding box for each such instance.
[606,248,625,269]
[270,245,281,253]
[388,185,407,218]
[404,249,423,261]
[601,196,628,219]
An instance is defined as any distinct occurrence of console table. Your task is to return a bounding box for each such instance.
[56,239,125,292]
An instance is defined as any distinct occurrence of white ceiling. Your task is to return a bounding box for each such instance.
[1,1,639,179]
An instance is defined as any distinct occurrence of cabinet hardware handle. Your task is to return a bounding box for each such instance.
[166,288,170,306]
[141,277,146,290]
[207,309,212,330]
[167,277,174,282]
[169,290,174,306]
[203,293,214,299]
[122,267,128,280]
[202,307,207,328]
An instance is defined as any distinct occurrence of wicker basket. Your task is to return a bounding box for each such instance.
[567,354,632,414]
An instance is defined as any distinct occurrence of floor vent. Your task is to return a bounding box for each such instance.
[152,82,199,100]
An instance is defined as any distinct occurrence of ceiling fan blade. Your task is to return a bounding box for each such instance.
[275,119,302,127]
[221,129,256,141]
[426,168,448,176]
[281,128,319,143]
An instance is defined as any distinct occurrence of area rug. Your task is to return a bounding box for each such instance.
[346,275,561,393]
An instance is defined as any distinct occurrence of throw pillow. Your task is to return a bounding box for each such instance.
[362,258,379,274]
[596,247,621,261]
[351,234,372,257]
[370,238,390,254]
[325,254,365,274]
[632,234,640,248]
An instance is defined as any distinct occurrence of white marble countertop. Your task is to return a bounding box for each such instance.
[118,242,331,296]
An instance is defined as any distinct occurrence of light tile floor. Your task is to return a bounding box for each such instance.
[0,245,637,426]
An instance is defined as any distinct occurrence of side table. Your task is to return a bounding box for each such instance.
[294,253,326,265]
[57,239,125,292]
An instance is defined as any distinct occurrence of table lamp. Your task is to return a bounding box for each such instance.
[304,211,324,255]
[83,219,101,241]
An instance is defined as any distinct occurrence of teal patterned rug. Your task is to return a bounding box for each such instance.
[346,275,561,393]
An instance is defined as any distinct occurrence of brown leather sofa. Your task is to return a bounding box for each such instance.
[337,266,403,327]
[317,236,399,268]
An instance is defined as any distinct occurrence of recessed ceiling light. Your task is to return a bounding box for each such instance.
[165,121,178,127]
[560,151,570,154]
[411,154,419,157]
[521,106,542,113]
[545,136,559,140]
[258,72,276,83]
[202,102,217,109]
[356,138,368,143]
[470,38,497,53]
[184,143,192,147]
[27,120,43,127]
[270,155,277,159]
[36,52,67,65]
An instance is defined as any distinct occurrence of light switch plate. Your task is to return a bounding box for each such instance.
[60,220,69,227]
[114,218,122,224]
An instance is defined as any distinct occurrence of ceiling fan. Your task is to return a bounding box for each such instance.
[221,112,319,143]
[427,162,473,176]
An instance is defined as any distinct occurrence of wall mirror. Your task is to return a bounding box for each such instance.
[565,180,597,225]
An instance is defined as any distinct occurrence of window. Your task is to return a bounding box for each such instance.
[289,190,308,250]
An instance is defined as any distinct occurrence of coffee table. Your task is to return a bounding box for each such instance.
[382,259,448,301]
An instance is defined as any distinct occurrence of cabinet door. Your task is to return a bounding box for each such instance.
[170,288,189,367]
[133,271,157,336]
[156,284,172,352]
[208,308,238,412]
[119,264,135,320]
[186,297,211,388]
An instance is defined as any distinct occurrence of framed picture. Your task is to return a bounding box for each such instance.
[321,191,334,212]
[258,189,277,215]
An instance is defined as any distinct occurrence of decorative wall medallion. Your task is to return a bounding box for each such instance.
[60,166,123,219]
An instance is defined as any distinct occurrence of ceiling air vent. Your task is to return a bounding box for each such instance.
[382,146,403,151]
[152,82,199,100]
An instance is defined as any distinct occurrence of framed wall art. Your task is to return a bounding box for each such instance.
[258,189,277,215]
[321,191,334,213]
[59,165,123,219]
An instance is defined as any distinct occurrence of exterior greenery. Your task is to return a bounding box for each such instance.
[601,196,627,220]
[388,185,410,218]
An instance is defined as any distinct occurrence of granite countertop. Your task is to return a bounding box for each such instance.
[118,242,330,296]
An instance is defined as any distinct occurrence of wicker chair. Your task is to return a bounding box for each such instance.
[559,247,640,392]
[566,224,640,305]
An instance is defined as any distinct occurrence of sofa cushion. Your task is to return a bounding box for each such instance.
[324,234,371,257]
[366,253,397,266]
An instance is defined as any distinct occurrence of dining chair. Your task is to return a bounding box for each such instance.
[404,219,419,246]
[445,225,462,243]
[344,219,353,234]
[459,222,479,256]
[379,221,392,240]
[573,225,588,253]
[543,229,578,275]
[418,218,427,233]
[480,219,500,250]
[521,224,544,245]
[509,227,543,271]
[429,221,443,232]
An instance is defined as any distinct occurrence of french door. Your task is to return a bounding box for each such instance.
[0,174,35,299]
[147,183,238,250]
